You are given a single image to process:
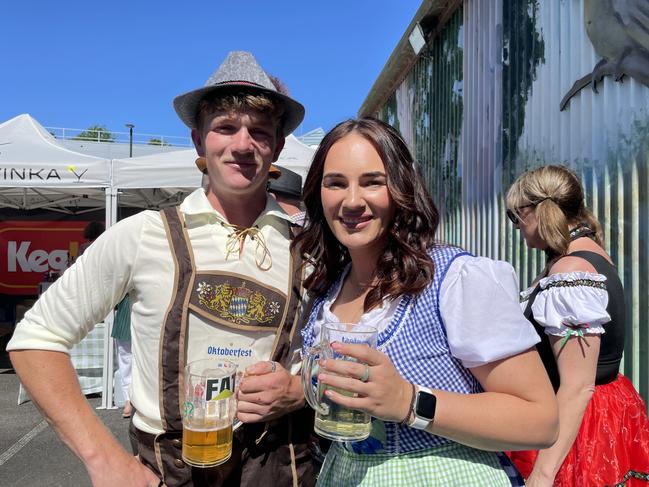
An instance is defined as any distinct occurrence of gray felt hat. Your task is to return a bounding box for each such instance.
[173,51,305,136]
[267,165,303,199]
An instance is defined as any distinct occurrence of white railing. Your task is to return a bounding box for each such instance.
[44,126,192,147]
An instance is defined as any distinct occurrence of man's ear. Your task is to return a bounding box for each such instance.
[272,136,286,162]
[191,128,205,157]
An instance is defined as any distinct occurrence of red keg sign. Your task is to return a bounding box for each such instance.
[0,220,87,295]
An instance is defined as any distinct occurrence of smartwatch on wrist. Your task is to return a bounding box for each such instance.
[408,385,437,430]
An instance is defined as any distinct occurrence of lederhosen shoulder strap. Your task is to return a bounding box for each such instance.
[270,222,308,364]
[159,206,195,432]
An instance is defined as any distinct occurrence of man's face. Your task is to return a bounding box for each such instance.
[192,109,284,199]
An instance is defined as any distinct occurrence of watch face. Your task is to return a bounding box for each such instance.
[416,391,437,421]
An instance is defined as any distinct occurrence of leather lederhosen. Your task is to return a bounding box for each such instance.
[136,207,315,487]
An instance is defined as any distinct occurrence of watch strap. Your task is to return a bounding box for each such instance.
[408,385,435,430]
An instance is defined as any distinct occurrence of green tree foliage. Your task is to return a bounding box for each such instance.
[147,137,171,146]
[73,125,115,143]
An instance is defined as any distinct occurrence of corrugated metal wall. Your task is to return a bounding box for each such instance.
[379,7,464,246]
[462,0,503,259]
[376,0,649,404]
[501,0,548,297]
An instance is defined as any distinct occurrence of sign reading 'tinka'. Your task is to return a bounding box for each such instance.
[0,165,88,182]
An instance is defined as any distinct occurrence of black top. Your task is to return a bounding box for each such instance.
[523,250,626,391]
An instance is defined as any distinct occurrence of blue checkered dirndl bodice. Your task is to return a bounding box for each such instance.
[302,245,485,455]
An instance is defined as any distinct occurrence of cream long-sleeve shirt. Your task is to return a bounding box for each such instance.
[8,189,302,434]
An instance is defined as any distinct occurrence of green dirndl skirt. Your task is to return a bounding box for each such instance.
[110,295,131,341]
[316,441,514,487]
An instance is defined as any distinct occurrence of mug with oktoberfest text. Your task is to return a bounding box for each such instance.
[301,322,378,441]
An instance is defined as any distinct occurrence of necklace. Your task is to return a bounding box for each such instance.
[569,224,595,241]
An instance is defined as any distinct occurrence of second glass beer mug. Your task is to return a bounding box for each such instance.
[182,359,238,467]
[301,322,378,441]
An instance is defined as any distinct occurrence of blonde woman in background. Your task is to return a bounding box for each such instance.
[505,165,649,487]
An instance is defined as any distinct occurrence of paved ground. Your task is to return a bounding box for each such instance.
[0,351,133,487]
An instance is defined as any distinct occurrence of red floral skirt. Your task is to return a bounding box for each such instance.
[508,374,649,486]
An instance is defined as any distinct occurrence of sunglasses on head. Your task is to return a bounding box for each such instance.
[506,203,536,225]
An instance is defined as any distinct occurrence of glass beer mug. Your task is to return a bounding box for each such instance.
[301,322,378,441]
[182,359,238,467]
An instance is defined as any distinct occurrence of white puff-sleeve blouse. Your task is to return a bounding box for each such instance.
[316,255,540,369]
[522,271,611,338]
[439,256,540,368]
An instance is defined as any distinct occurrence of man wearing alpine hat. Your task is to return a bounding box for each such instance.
[9,51,315,487]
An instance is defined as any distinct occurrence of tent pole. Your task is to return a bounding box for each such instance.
[99,186,118,409]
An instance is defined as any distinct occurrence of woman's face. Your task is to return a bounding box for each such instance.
[320,133,395,260]
[514,205,546,250]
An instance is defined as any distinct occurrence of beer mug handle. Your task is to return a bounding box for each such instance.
[301,345,329,416]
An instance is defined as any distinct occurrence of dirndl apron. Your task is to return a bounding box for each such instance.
[135,207,315,487]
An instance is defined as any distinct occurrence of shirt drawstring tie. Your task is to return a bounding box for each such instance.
[223,223,272,271]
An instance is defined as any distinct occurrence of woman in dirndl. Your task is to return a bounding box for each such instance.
[293,117,560,487]
[505,165,649,487]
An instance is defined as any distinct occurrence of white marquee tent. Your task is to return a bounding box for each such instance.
[0,114,112,210]
[1,114,315,216]
[0,114,202,218]
[1,113,316,407]
[112,133,316,189]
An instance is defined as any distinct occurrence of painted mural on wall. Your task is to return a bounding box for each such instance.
[560,0,649,110]
[502,0,545,186]
[514,0,649,175]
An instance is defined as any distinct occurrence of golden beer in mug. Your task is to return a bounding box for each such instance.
[313,385,373,440]
[182,421,233,467]
[182,359,238,467]
[301,323,378,441]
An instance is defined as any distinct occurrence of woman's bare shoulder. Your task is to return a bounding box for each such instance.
[549,255,596,275]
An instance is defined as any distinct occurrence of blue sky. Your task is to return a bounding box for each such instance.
[1,1,421,141]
